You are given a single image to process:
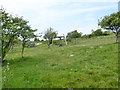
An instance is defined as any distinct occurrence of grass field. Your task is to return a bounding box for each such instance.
[2,36,118,88]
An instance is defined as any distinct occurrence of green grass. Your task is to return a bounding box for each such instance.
[2,36,118,88]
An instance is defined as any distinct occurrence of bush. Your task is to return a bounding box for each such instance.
[92,29,103,36]
[102,31,111,36]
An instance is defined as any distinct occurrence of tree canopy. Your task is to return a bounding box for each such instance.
[98,11,120,43]
[66,30,82,42]
[43,27,57,48]
[1,8,37,60]
[91,29,103,36]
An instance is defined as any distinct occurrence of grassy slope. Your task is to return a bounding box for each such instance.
[2,36,118,88]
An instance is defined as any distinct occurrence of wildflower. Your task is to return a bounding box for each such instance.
[70,54,74,57]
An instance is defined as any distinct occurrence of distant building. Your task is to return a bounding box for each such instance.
[118,1,120,11]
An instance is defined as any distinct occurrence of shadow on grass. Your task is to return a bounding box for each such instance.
[2,56,34,67]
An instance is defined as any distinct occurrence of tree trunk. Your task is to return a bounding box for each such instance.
[48,43,50,48]
[48,40,50,48]
[9,43,14,51]
[22,40,25,58]
[115,35,118,43]
[48,44,50,48]
[50,39,52,44]
[22,46,24,58]
[75,38,77,44]
[2,35,14,61]
[115,33,118,43]
[2,54,5,63]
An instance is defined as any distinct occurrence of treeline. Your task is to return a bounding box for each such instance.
[66,29,113,41]
[42,11,120,48]
[81,29,113,39]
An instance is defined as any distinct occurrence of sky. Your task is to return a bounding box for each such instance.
[0,0,119,39]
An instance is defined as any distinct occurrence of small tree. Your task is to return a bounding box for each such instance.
[66,30,82,43]
[43,27,57,48]
[19,18,37,58]
[71,30,79,44]
[98,11,120,43]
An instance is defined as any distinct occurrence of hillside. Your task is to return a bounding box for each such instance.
[2,36,118,88]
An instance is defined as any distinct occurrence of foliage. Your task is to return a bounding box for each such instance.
[98,11,120,43]
[92,29,103,36]
[2,8,21,61]
[34,38,40,42]
[1,8,37,60]
[18,18,37,58]
[34,33,42,42]
[102,31,111,36]
[82,34,93,39]
[82,30,114,39]
[66,30,82,42]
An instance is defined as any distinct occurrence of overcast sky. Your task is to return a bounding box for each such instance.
[0,0,119,37]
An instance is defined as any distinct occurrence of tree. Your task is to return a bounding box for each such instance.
[82,34,88,39]
[102,31,111,36]
[92,29,103,36]
[1,8,37,60]
[43,27,57,48]
[66,30,82,43]
[2,8,21,61]
[19,18,37,58]
[98,11,120,43]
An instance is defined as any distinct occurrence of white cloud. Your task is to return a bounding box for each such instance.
[0,0,118,10]
[0,0,116,18]
[74,0,119,2]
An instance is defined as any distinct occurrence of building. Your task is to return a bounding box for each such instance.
[118,1,120,11]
